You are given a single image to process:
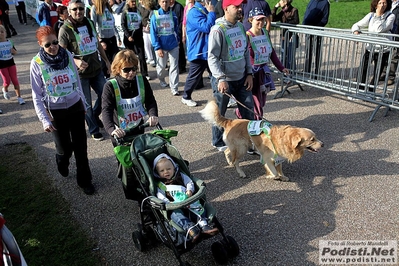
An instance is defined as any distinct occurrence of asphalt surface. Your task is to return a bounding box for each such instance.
[1,8,399,266]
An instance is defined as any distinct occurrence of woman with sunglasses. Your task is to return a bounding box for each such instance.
[101,49,158,192]
[30,26,96,195]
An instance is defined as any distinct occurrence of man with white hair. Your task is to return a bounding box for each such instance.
[58,0,111,141]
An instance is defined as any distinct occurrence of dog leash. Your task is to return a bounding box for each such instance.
[223,92,269,122]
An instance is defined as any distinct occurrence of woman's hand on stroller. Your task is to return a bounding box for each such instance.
[148,116,159,127]
[111,127,126,138]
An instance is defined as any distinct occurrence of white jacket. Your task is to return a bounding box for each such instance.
[352,11,395,51]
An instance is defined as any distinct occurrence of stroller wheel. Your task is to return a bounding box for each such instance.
[221,235,239,258]
[132,230,145,251]
[211,241,229,265]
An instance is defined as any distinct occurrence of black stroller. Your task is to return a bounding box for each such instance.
[115,124,239,265]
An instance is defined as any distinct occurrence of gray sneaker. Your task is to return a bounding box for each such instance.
[171,88,179,96]
[160,81,168,87]
[17,97,25,105]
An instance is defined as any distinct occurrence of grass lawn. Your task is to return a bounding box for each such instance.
[295,0,371,29]
[176,0,372,29]
[0,143,102,266]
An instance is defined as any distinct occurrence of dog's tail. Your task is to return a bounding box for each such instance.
[199,100,231,129]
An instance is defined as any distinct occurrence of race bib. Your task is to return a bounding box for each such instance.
[77,25,97,55]
[251,34,272,65]
[225,26,246,61]
[248,120,273,136]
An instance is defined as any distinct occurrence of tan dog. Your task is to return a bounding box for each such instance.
[200,100,323,181]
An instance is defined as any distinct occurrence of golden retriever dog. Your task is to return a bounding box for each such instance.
[200,100,323,181]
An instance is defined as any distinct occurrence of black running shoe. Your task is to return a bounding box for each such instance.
[91,132,104,141]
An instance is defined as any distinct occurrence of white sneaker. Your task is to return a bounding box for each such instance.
[227,98,237,108]
[181,98,197,107]
[17,97,25,105]
[247,148,260,155]
[149,60,155,65]
[347,96,359,101]
[160,81,168,87]
[145,76,151,80]
[216,146,227,152]
[2,88,10,100]
[171,88,179,96]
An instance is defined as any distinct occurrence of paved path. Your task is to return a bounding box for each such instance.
[1,8,399,266]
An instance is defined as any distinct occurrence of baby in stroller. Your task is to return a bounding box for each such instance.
[127,133,239,265]
[153,153,219,243]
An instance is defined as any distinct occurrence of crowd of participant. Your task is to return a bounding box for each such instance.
[3,0,397,195]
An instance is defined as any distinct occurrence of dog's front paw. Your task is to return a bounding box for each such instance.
[239,173,248,178]
[279,175,289,182]
[238,171,247,178]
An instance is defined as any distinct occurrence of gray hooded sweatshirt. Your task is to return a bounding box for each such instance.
[208,16,253,82]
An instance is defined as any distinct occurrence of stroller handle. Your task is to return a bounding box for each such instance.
[113,122,163,145]
[137,121,163,131]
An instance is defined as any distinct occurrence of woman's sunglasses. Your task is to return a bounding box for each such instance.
[122,66,138,73]
[44,40,59,48]
[71,7,85,11]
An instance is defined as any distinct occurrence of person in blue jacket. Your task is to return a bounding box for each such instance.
[181,0,216,107]
[37,0,59,27]
[150,0,180,96]
[302,0,330,76]
[303,0,329,27]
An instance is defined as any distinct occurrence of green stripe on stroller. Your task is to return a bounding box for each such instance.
[115,124,239,265]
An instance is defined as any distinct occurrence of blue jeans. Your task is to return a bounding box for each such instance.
[80,70,106,135]
[182,59,208,100]
[210,75,254,147]
[171,209,206,231]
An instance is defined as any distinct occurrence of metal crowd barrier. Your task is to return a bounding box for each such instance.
[268,23,399,121]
